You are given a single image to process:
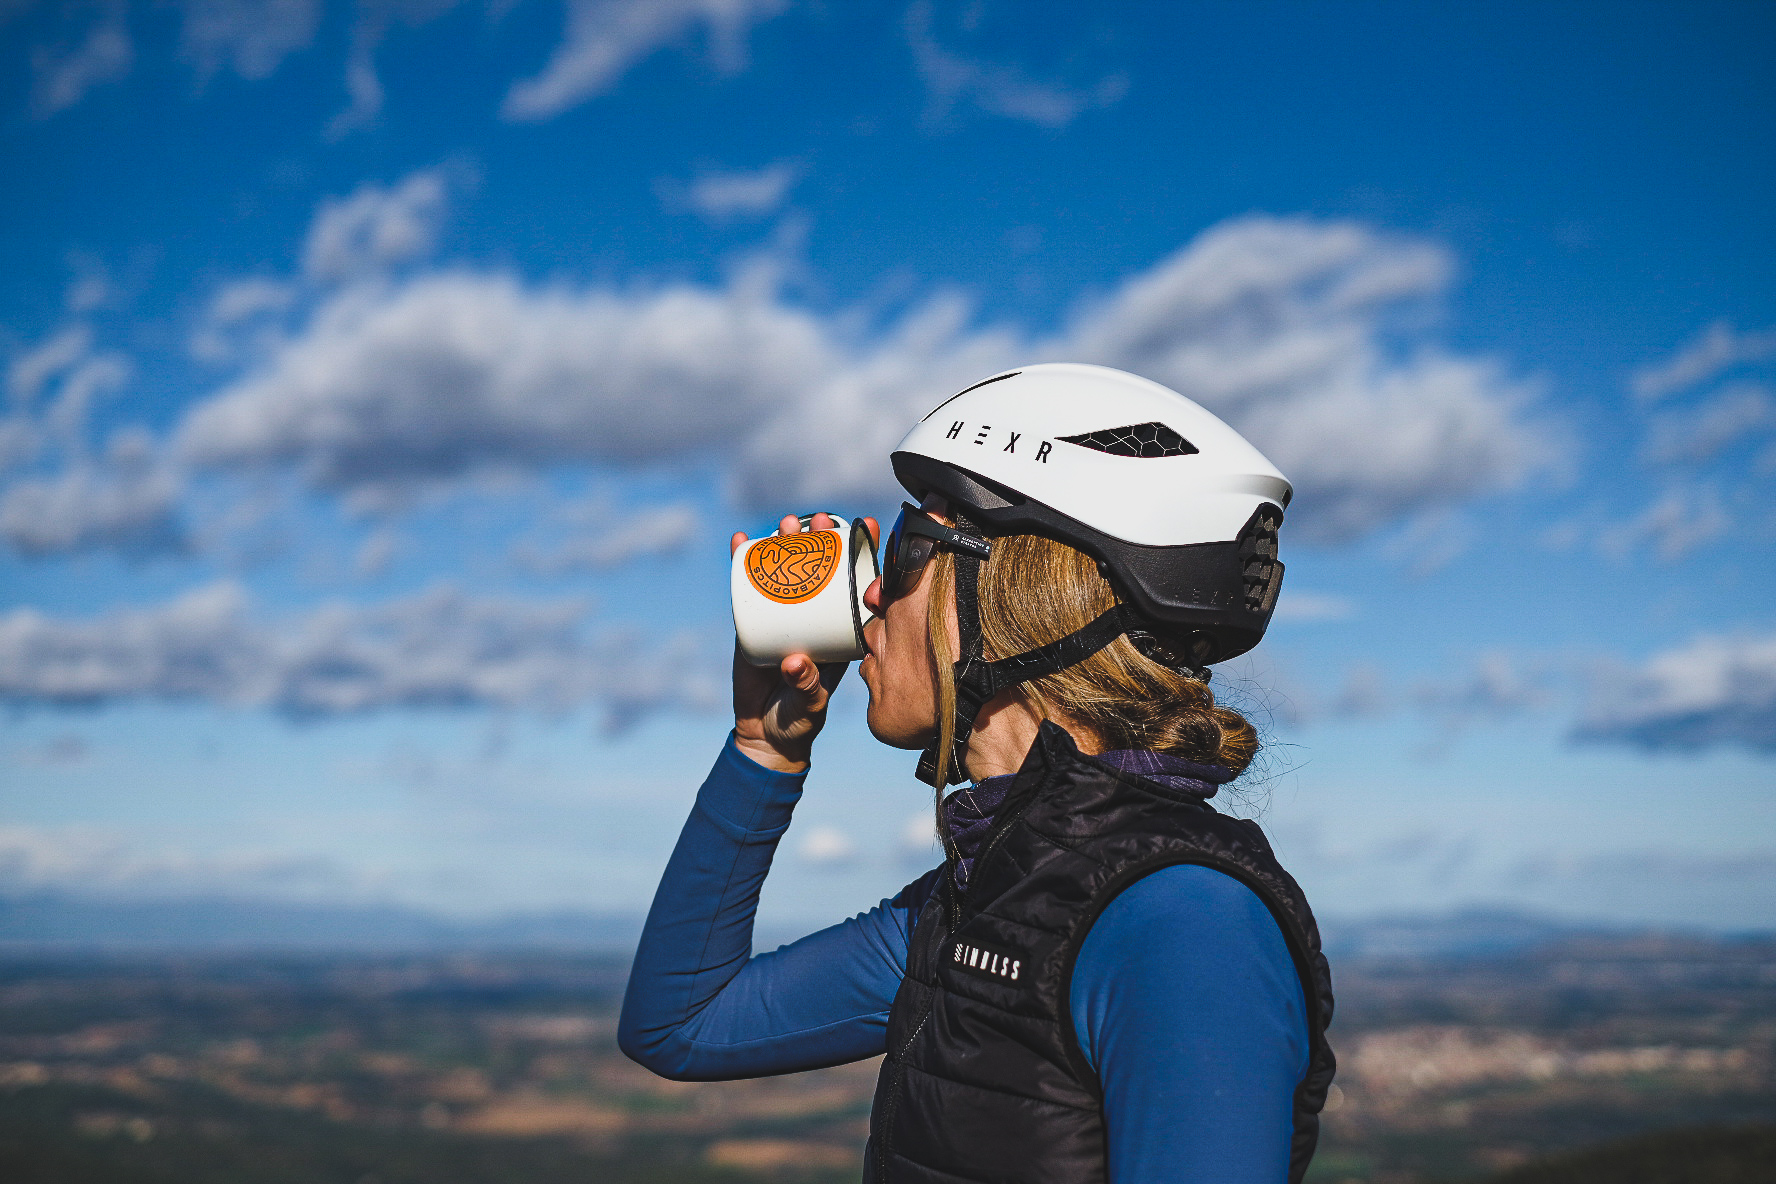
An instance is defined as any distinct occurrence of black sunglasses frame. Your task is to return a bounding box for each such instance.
[881,502,992,602]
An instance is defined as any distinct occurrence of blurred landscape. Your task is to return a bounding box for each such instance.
[2,913,1772,1184]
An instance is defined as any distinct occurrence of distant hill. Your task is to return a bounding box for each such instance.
[1316,908,1620,960]
[3,893,1759,958]
[0,894,642,953]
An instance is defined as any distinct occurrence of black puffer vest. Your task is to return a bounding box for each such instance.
[865,722,1336,1184]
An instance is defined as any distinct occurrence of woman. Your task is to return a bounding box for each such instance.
[618,364,1335,1183]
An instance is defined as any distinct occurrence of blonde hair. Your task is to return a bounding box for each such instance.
[926,532,1258,791]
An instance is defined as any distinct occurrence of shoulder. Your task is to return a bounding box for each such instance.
[1100,863,1283,938]
[1070,864,1306,1067]
[1081,863,1298,985]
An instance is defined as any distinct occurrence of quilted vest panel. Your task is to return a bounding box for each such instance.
[865,722,1336,1184]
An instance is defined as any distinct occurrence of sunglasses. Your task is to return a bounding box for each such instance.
[880,502,992,601]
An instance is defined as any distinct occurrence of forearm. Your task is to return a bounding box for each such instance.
[617,734,918,1080]
[618,733,803,1074]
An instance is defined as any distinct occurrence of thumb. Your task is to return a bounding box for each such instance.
[781,654,825,705]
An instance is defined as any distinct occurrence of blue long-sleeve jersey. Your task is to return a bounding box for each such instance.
[619,734,1308,1183]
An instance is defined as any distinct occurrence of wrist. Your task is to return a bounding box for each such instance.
[731,732,811,774]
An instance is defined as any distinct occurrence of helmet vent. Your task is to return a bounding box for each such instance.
[1237,507,1283,614]
[1059,422,1198,458]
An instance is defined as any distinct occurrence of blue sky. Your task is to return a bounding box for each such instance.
[1,0,1772,931]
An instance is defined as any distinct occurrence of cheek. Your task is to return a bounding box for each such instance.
[889,611,936,703]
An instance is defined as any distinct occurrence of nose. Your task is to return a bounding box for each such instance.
[863,575,884,619]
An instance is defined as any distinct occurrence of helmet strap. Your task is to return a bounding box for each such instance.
[915,514,1139,788]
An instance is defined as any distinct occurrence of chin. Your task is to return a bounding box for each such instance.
[865,703,935,751]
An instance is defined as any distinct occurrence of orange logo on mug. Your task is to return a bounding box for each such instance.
[746,531,842,604]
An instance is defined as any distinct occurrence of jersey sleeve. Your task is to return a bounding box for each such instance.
[617,732,938,1080]
[1069,863,1309,1184]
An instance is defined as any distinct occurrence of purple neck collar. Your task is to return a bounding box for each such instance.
[942,749,1232,889]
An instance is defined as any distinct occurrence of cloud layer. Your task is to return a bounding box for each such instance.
[24,0,784,132]
[302,169,449,283]
[0,821,347,897]
[175,215,1550,543]
[665,162,800,221]
[502,0,789,121]
[1575,632,1776,753]
[30,4,134,117]
[0,429,185,558]
[178,0,320,82]
[1632,321,1776,402]
[904,0,1127,129]
[0,582,718,727]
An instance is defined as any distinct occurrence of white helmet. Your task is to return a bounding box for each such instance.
[892,362,1292,670]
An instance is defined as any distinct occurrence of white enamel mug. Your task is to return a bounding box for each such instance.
[731,514,879,666]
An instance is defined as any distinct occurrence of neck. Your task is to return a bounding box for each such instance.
[963,694,1097,781]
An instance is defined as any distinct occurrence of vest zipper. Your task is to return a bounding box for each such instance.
[877,754,1044,1178]
[958,789,1036,912]
[875,994,934,1179]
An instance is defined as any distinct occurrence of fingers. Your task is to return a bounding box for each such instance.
[730,530,748,557]
[780,653,822,695]
[863,515,880,547]
[770,512,842,537]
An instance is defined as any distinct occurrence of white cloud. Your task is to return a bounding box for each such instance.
[301,169,449,284]
[354,526,400,577]
[1400,652,1552,757]
[64,258,112,313]
[513,500,700,573]
[189,169,447,370]
[0,428,185,557]
[0,821,349,896]
[175,269,837,504]
[1270,591,1357,623]
[326,0,464,137]
[2,323,133,472]
[502,0,789,122]
[7,324,95,407]
[1575,632,1776,753]
[189,277,296,364]
[1416,653,1548,721]
[667,162,800,221]
[39,352,130,446]
[1642,383,1776,465]
[0,581,720,727]
[1596,485,1727,564]
[175,215,1550,546]
[1378,507,1477,577]
[1632,321,1776,402]
[1259,652,1545,741]
[797,824,857,867]
[899,811,937,859]
[905,0,1126,129]
[1055,220,1551,542]
[31,3,133,117]
[177,0,320,81]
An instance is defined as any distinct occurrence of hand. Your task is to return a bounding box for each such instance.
[730,511,879,773]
